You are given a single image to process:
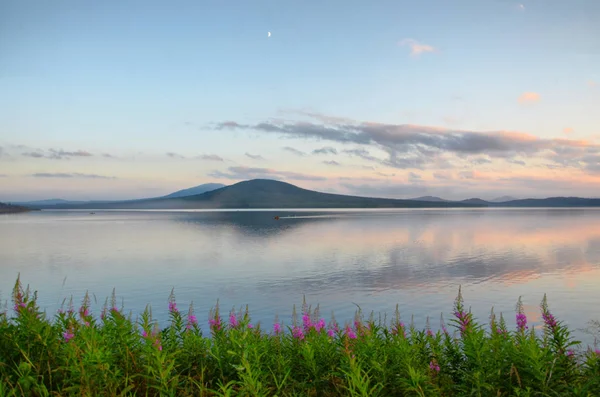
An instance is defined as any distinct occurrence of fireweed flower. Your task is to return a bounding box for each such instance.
[187,314,198,330]
[63,330,74,342]
[209,317,222,331]
[427,329,434,337]
[302,313,312,332]
[168,301,178,314]
[273,322,282,335]
[566,350,575,357]
[429,361,440,372]
[229,313,239,328]
[292,326,304,340]
[315,318,326,332]
[516,313,528,332]
[345,326,357,339]
[327,329,335,338]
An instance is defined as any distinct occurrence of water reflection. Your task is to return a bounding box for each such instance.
[0,209,599,345]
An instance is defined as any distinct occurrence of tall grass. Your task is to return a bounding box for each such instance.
[1,276,599,396]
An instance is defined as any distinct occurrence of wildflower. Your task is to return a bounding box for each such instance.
[345,326,357,339]
[516,313,528,332]
[63,330,74,342]
[427,329,434,337]
[566,350,574,357]
[429,361,440,372]
[248,323,254,329]
[84,321,90,327]
[168,301,178,314]
[142,330,148,338]
[209,317,222,331]
[302,312,312,332]
[187,314,198,330]
[594,349,600,356]
[79,307,90,318]
[229,313,238,328]
[273,322,282,335]
[153,339,162,351]
[327,329,335,338]
[315,318,326,332]
[441,324,448,335]
[292,326,304,340]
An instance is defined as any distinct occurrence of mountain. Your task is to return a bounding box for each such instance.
[34,179,485,210]
[0,202,34,214]
[161,183,225,199]
[410,196,448,202]
[15,199,90,206]
[460,198,491,205]
[491,196,518,203]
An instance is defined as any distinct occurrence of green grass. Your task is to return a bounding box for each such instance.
[1,276,599,396]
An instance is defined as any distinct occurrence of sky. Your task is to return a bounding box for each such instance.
[1,0,599,201]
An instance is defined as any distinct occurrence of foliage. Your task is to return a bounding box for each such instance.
[1,278,599,396]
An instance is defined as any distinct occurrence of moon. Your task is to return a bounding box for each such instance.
[268,32,271,38]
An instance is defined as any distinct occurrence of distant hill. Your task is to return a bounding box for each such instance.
[33,179,485,210]
[460,198,491,205]
[161,183,225,199]
[491,196,518,203]
[494,197,600,207]
[410,196,448,202]
[0,202,34,214]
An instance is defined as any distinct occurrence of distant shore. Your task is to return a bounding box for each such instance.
[0,203,36,214]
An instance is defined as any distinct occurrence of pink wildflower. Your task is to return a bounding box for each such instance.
[327,329,335,338]
[345,326,357,339]
[429,361,440,372]
[516,313,528,332]
[229,313,238,328]
[187,314,198,330]
[315,318,326,332]
[209,317,221,331]
[63,330,74,342]
[292,326,304,340]
[273,322,282,335]
[168,301,178,313]
[302,313,312,332]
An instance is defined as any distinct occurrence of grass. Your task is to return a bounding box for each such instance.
[1,276,599,396]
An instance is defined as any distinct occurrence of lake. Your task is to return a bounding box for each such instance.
[1,209,599,345]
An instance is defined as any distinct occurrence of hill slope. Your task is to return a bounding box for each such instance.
[161,183,225,199]
[38,179,485,209]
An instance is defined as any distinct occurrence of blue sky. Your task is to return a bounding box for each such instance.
[1,0,599,201]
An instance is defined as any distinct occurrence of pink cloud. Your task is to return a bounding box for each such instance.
[563,127,574,135]
[399,39,436,57]
[518,92,541,104]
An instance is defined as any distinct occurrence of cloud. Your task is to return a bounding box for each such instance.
[323,160,341,166]
[312,146,338,155]
[0,174,7,177]
[197,154,224,162]
[588,80,598,87]
[507,159,526,166]
[518,92,541,104]
[399,38,436,57]
[0,146,4,157]
[31,173,116,179]
[376,171,396,177]
[470,157,492,165]
[208,166,326,182]
[433,172,453,180]
[409,172,422,182]
[102,153,117,158]
[22,152,45,158]
[166,152,186,159]
[245,152,265,160]
[214,114,600,173]
[342,148,380,162]
[563,128,574,135]
[21,149,93,160]
[282,146,306,156]
[518,3,525,10]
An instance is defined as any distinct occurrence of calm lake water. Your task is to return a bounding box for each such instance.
[1,209,599,345]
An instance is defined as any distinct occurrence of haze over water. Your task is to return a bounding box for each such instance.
[1,209,599,345]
